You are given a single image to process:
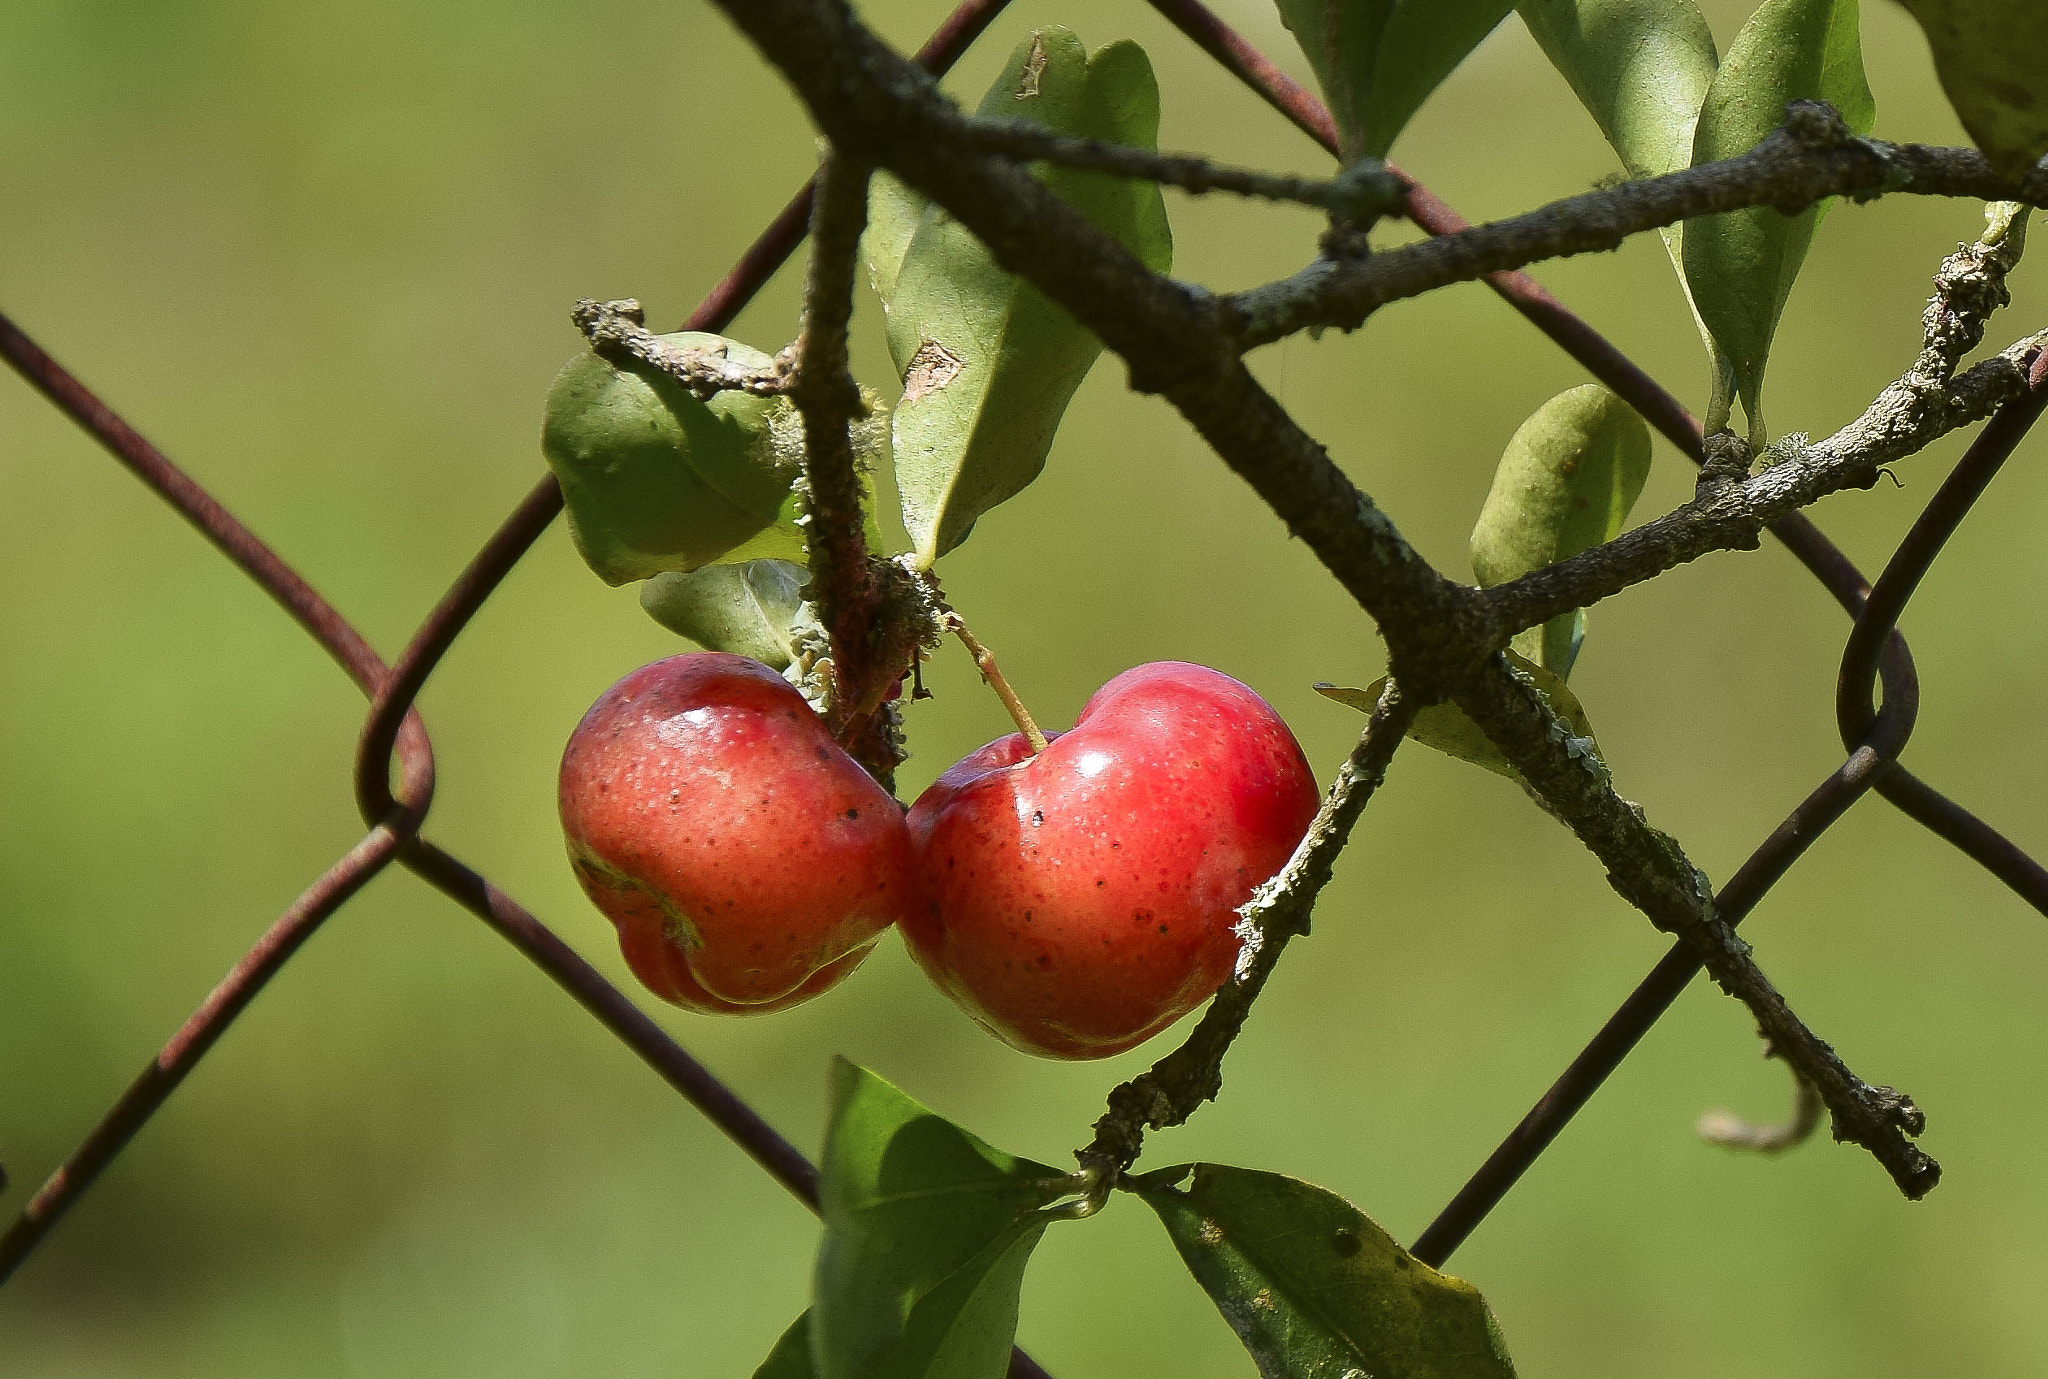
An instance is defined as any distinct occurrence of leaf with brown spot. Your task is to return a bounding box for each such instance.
[1136,1163,1517,1378]
[863,27,1173,566]
[901,340,966,406]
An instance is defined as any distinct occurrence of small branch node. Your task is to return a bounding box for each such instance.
[1696,430,1753,495]
[1783,99,1850,151]
[1914,202,2032,384]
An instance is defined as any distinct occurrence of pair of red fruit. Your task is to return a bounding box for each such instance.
[559,653,1320,1059]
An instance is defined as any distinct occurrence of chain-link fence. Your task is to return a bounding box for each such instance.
[7,0,2048,1371]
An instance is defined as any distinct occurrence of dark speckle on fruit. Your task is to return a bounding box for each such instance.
[896,660,1318,1059]
[560,652,913,1017]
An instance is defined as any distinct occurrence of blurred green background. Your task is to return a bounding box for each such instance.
[4,1,2047,1374]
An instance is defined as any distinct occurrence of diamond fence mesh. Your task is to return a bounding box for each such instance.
[6,1,2048,1372]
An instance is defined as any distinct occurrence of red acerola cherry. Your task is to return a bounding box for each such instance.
[559,652,918,1014]
[903,662,1320,1059]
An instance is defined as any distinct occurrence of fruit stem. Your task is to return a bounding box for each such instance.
[944,613,1049,754]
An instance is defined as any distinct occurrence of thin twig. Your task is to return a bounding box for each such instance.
[572,297,794,397]
[1912,202,2031,385]
[1482,329,2048,643]
[953,115,1403,217]
[787,154,893,769]
[1414,327,2048,1263]
[943,612,1049,753]
[1136,0,1709,461]
[1149,0,2048,1234]
[1451,653,1939,1198]
[1227,104,2048,350]
[709,0,1937,1195]
[1412,645,1921,1265]
[1079,681,1416,1173]
[679,0,1018,334]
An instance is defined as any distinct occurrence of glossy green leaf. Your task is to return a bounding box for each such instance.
[1895,0,2048,177]
[1683,0,1874,446]
[639,557,807,669]
[812,1058,1062,1379]
[540,332,805,585]
[1136,1163,1517,1379]
[755,1312,817,1379]
[1273,0,1514,163]
[1315,650,1602,780]
[1515,0,1717,324]
[1470,384,1652,678]
[869,28,1173,568]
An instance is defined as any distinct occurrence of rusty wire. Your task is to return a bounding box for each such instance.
[2,2,2045,1370]
[0,0,1017,1301]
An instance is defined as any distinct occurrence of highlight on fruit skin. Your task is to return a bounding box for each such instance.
[558,652,919,1015]
[901,661,1320,1059]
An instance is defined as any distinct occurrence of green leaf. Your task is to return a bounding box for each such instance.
[639,557,807,670]
[869,28,1173,568]
[1894,0,2048,177]
[1315,650,1602,780]
[1682,0,1874,447]
[1273,1,1515,163]
[866,171,928,312]
[1136,1163,1517,1379]
[540,333,806,585]
[1517,0,1717,182]
[868,1219,1049,1379]
[812,1058,1062,1379]
[755,1312,817,1379]
[1470,384,1652,678]
[1514,0,1717,332]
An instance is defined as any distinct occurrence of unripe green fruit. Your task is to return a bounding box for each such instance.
[541,334,804,585]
